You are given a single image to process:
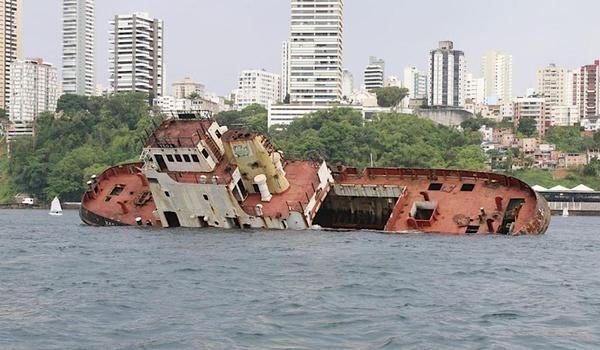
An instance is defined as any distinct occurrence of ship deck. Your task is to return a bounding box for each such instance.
[240,160,321,218]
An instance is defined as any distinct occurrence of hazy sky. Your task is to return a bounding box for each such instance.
[23,0,600,96]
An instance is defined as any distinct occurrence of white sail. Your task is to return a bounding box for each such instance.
[49,197,63,216]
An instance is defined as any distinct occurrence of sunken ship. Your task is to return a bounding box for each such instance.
[80,116,551,235]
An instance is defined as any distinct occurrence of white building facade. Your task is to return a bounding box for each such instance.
[7,59,58,138]
[280,40,290,101]
[363,56,384,91]
[172,77,205,99]
[234,69,281,110]
[0,0,22,111]
[464,73,485,105]
[428,41,465,107]
[288,0,344,105]
[62,0,95,96]
[481,49,513,103]
[403,66,427,99]
[341,69,353,100]
[109,13,164,97]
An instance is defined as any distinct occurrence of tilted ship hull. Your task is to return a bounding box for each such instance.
[80,118,550,235]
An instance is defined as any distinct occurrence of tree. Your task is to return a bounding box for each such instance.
[517,117,538,137]
[374,87,409,108]
[545,126,597,153]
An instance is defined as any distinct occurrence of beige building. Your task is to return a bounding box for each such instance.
[481,49,512,103]
[172,77,205,99]
[0,0,22,111]
[514,96,548,135]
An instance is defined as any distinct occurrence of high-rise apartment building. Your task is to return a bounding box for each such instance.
[514,96,548,136]
[342,69,353,99]
[0,0,22,111]
[574,60,600,118]
[481,50,512,103]
[428,41,465,107]
[280,40,290,101]
[172,77,205,99]
[234,69,281,110]
[109,13,164,97]
[7,59,58,138]
[363,56,384,91]
[464,73,485,105]
[288,0,344,105]
[403,66,427,100]
[536,64,568,108]
[62,0,95,96]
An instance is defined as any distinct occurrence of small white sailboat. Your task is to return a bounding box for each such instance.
[49,197,63,216]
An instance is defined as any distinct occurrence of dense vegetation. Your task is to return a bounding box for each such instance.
[3,93,158,202]
[3,99,600,203]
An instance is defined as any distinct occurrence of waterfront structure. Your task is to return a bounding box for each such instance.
[0,0,22,111]
[109,12,164,97]
[514,96,548,135]
[364,56,384,91]
[428,41,465,107]
[342,69,353,100]
[464,73,485,105]
[62,0,95,96]
[280,40,290,101]
[574,60,600,118]
[481,50,513,103]
[288,0,344,105]
[403,66,427,99]
[234,69,281,110]
[7,59,58,138]
[172,77,204,99]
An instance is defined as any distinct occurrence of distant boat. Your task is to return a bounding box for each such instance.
[562,208,569,218]
[49,197,63,216]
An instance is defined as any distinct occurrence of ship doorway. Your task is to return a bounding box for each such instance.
[155,154,168,172]
[164,211,181,228]
[498,198,525,235]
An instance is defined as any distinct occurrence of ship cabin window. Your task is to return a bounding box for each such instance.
[166,154,174,162]
[174,154,183,162]
[461,184,476,192]
[202,149,210,159]
[203,194,209,201]
[191,154,200,162]
[215,130,222,138]
[183,154,191,162]
[428,183,443,191]
[165,191,171,198]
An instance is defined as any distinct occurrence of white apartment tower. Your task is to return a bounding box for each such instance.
[0,0,22,111]
[341,69,353,99]
[481,49,513,103]
[172,77,205,99]
[109,13,164,97]
[288,0,344,105]
[403,66,427,100]
[364,56,384,91]
[536,64,568,107]
[428,41,465,107]
[62,0,95,96]
[234,69,281,110]
[464,73,485,105]
[280,40,290,101]
[8,58,58,124]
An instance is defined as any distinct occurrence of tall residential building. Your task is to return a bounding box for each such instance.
[62,0,95,96]
[288,0,344,105]
[403,66,427,99]
[341,69,353,99]
[481,49,512,103]
[234,69,281,110]
[280,40,290,101]
[363,56,384,91]
[428,41,465,107]
[464,73,485,105]
[536,64,568,108]
[514,96,547,135]
[0,0,22,111]
[109,13,164,97]
[172,77,205,99]
[574,60,600,118]
[7,59,58,137]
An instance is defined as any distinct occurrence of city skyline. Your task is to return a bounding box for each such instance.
[22,0,600,96]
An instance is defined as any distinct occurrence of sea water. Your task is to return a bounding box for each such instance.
[1,210,599,349]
